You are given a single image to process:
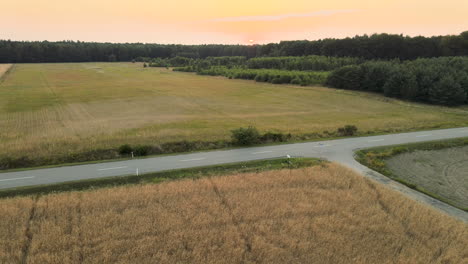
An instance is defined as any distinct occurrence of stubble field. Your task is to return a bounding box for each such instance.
[0,64,12,79]
[386,146,468,209]
[0,163,466,263]
[1,62,467,161]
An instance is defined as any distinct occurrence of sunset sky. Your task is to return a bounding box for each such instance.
[2,0,468,44]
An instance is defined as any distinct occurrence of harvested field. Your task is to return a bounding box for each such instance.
[386,146,468,209]
[1,63,468,164]
[0,64,12,79]
[0,163,466,263]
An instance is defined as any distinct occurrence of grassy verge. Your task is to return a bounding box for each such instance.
[355,137,468,211]
[0,157,324,199]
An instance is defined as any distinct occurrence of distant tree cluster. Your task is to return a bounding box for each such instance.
[272,32,468,60]
[0,41,257,63]
[153,55,358,72]
[1,31,467,63]
[190,66,329,86]
[149,56,247,68]
[246,56,362,71]
[326,57,468,106]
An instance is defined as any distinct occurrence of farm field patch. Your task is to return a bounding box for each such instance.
[0,163,466,263]
[0,64,12,79]
[386,146,468,209]
[1,62,467,163]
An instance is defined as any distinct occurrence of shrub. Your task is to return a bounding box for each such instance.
[271,77,283,84]
[118,144,133,155]
[134,145,152,156]
[291,77,302,85]
[231,126,260,146]
[260,132,291,143]
[337,125,358,136]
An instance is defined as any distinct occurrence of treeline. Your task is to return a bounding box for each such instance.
[175,66,329,86]
[149,56,247,68]
[0,41,257,63]
[150,55,356,71]
[326,57,468,106]
[1,31,467,63]
[247,56,361,71]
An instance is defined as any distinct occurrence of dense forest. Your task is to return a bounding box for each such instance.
[1,31,467,63]
[326,57,468,106]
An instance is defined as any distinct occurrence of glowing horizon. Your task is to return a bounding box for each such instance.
[1,0,467,44]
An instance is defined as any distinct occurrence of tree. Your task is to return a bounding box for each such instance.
[429,75,467,106]
[326,65,363,90]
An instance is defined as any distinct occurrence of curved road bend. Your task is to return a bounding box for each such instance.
[1,127,467,222]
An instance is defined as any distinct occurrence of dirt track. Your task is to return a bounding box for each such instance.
[386,146,468,209]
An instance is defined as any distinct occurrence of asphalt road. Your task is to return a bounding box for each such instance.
[1,127,467,221]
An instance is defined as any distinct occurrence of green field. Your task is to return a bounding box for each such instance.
[1,62,468,164]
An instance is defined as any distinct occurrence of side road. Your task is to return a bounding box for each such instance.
[1,127,467,222]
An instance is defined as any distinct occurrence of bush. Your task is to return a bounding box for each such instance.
[291,77,302,85]
[261,132,290,143]
[231,126,261,146]
[118,144,133,155]
[134,145,152,156]
[337,125,358,136]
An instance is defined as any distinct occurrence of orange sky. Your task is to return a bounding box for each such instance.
[1,0,468,44]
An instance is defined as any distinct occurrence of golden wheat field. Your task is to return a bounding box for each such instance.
[1,63,468,161]
[0,163,466,264]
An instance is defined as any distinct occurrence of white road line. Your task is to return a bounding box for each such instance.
[459,130,468,133]
[313,144,332,148]
[416,134,432,138]
[180,158,206,162]
[368,139,385,142]
[98,166,128,171]
[252,151,273,154]
[0,176,35,182]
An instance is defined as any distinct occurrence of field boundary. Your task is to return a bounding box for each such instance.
[355,137,468,211]
[0,158,324,199]
[0,64,13,83]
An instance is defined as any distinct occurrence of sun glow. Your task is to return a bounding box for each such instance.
[1,0,467,43]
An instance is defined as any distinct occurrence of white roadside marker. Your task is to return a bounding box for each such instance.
[0,176,35,182]
[98,166,128,171]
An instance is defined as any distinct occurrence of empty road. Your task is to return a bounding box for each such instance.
[1,127,467,222]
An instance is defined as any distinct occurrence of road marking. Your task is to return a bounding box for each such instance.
[98,166,128,171]
[368,139,385,142]
[314,144,332,148]
[0,176,35,182]
[416,134,432,138]
[180,158,206,162]
[459,130,468,133]
[252,151,273,154]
